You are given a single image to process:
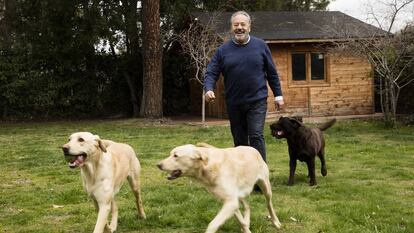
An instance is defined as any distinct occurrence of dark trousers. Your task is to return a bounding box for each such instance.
[227,98,267,162]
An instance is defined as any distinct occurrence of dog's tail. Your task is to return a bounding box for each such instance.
[318,119,336,131]
[196,142,216,148]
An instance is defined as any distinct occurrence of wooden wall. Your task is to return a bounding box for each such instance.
[268,43,374,117]
[191,42,375,118]
[189,77,228,118]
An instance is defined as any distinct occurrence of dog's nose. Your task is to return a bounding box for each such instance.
[62,146,69,154]
[156,163,163,170]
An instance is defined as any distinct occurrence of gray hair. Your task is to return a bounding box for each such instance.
[230,11,251,25]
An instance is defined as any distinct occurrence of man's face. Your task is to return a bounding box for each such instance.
[231,14,251,44]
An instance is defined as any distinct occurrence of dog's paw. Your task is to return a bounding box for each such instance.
[139,212,147,219]
[274,222,282,229]
[272,219,282,229]
[267,216,282,229]
[321,168,327,176]
[241,227,252,233]
[104,224,114,233]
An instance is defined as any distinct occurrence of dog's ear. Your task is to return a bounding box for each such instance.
[94,135,107,153]
[289,118,303,128]
[292,116,303,122]
[193,148,209,165]
[196,142,216,148]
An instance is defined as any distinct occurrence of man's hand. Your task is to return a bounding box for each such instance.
[205,90,216,102]
[275,100,284,111]
[274,96,284,111]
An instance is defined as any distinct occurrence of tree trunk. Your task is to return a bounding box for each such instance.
[120,0,142,117]
[202,91,206,126]
[383,75,396,127]
[123,71,140,116]
[140,0,162,118]
[121,0,140,56]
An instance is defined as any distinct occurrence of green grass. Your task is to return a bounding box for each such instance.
[0,119,413,233]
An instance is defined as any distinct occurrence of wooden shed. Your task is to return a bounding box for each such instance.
[190,11,387,118]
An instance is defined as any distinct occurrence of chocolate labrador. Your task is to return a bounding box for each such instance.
[270,117,336,186]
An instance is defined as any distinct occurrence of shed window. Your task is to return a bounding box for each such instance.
[290,52,327,85]
[292,53,306,81]
[311,53,325,80]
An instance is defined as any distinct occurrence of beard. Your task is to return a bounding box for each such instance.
[233,29,249,44]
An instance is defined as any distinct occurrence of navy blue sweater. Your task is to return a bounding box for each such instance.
[204,36,282,105]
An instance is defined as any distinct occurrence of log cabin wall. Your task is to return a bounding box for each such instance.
[268,43,374,117]
[310,54,374,116]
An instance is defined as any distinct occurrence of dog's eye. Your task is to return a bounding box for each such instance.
[78,138,85,142]
[173,154,178,158]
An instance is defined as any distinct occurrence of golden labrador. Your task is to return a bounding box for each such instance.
[62,132,145,233]
[157,143,281,233]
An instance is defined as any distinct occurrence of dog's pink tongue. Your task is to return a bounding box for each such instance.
[277,131,283,136]
[70,155,85,167]
[75,156,85,165]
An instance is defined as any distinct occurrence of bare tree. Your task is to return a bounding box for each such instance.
[329,0,414,127]
[177,13,224,124]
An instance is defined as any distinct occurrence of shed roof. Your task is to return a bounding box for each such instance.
[193,11,388,42]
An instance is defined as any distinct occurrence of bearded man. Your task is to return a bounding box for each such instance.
[204,11,284,163]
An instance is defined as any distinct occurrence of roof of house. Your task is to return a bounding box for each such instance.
[193,11,388,42]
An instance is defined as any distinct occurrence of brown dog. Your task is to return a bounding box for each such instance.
[62,132,145,233]
[157,143,281,233]
[270,117,336,186]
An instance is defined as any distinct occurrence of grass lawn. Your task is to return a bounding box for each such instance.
[0,118,413,233]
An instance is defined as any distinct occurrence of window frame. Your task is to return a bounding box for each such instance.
[287,50,331,87]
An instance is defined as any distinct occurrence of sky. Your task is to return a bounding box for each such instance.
[328,0,414,32]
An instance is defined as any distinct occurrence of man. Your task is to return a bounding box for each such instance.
[204,11,284,162]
